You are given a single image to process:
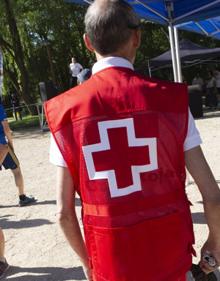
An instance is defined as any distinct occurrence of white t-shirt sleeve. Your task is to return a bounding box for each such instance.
[49,135,67,167]
[184,109,202,151]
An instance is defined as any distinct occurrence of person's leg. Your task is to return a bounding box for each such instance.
[18,110,22,121]
[213,92,218,108]
[11,167,25,195]
[3,148,36,206]
[2,150,23,195]
[11,167,36,206]
[210,88,217,108]
[0,144,8,166]
[205,90,211,107]
[13,107,17,121]
[70,76,75,88]
[72,76,78,87]
[0,228,5,262]
[0,228,9,278]
[15,110,19,121]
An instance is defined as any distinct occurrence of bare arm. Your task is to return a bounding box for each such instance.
[56,166,92,279]
[2,120,13,148]
[185,146,220,272]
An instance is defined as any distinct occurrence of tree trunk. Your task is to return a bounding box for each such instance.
[4,66,21,96]
[4,0,34,114]
[45,43,56,86]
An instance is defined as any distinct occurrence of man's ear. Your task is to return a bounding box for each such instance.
[83,34,95,52]
[133,29,141,49]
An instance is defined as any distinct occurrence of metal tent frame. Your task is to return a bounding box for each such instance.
[67,0,220,82]
[129,0,220,82]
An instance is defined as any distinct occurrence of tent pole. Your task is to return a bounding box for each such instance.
[147,59,152,77]
[174,26,182,82]
[168,24,178,82]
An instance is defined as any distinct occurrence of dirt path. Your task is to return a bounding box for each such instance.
[0,111,220,280]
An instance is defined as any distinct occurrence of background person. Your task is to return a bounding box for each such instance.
[214,69,220,107]
[0,99,36,207]
[69,57,83,88]
[46,1,220,280]
[10,92,22,121]
[0,142,7,166]
[192,73,204,90]
[0,228,9,279]
[77,68,92,84]
[206,71,217,108]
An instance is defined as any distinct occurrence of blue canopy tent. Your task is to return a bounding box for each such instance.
[177,16,220,40]
[66,0,220,82]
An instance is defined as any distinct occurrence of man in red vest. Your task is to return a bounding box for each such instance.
[45,1,220,280]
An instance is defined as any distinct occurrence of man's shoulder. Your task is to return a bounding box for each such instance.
[45,80,95,112]
[133,72,187,92]
[45,81,97,132]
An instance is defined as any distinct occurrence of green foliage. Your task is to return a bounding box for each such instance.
[135,21,170,75]
[0,0,90,102]
[1,0,220,102]
[8,115,39,130]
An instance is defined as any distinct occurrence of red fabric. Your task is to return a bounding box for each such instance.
[177,274,186,281]
[45,67,193,281]
[86,211,192,281]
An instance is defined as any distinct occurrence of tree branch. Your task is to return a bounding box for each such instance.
[0,35,14,57]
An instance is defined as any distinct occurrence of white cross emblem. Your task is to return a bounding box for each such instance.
[82,118,158,198]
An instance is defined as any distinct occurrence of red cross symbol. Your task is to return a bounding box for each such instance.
[82,118,158,198]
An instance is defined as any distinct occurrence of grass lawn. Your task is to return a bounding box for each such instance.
[8,115,40,130]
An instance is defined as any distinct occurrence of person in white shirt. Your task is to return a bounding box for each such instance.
[192,73,204,90]
[206,71,217,108]
[69,57,83,88]
[214,70,220,107]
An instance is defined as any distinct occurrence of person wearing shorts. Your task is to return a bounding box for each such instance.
[0,99,36,207]
[0,227,9,279]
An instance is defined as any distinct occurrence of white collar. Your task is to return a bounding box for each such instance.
[92,57,134,75]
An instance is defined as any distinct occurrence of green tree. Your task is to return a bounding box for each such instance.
[1,0,220,106]
[0,0,34,108]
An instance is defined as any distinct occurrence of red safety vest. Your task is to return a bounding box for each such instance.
[45,67,194,281]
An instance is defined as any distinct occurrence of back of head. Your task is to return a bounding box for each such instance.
[84,0,140,55]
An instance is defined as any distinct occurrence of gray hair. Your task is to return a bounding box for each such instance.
[84,0,140,55]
